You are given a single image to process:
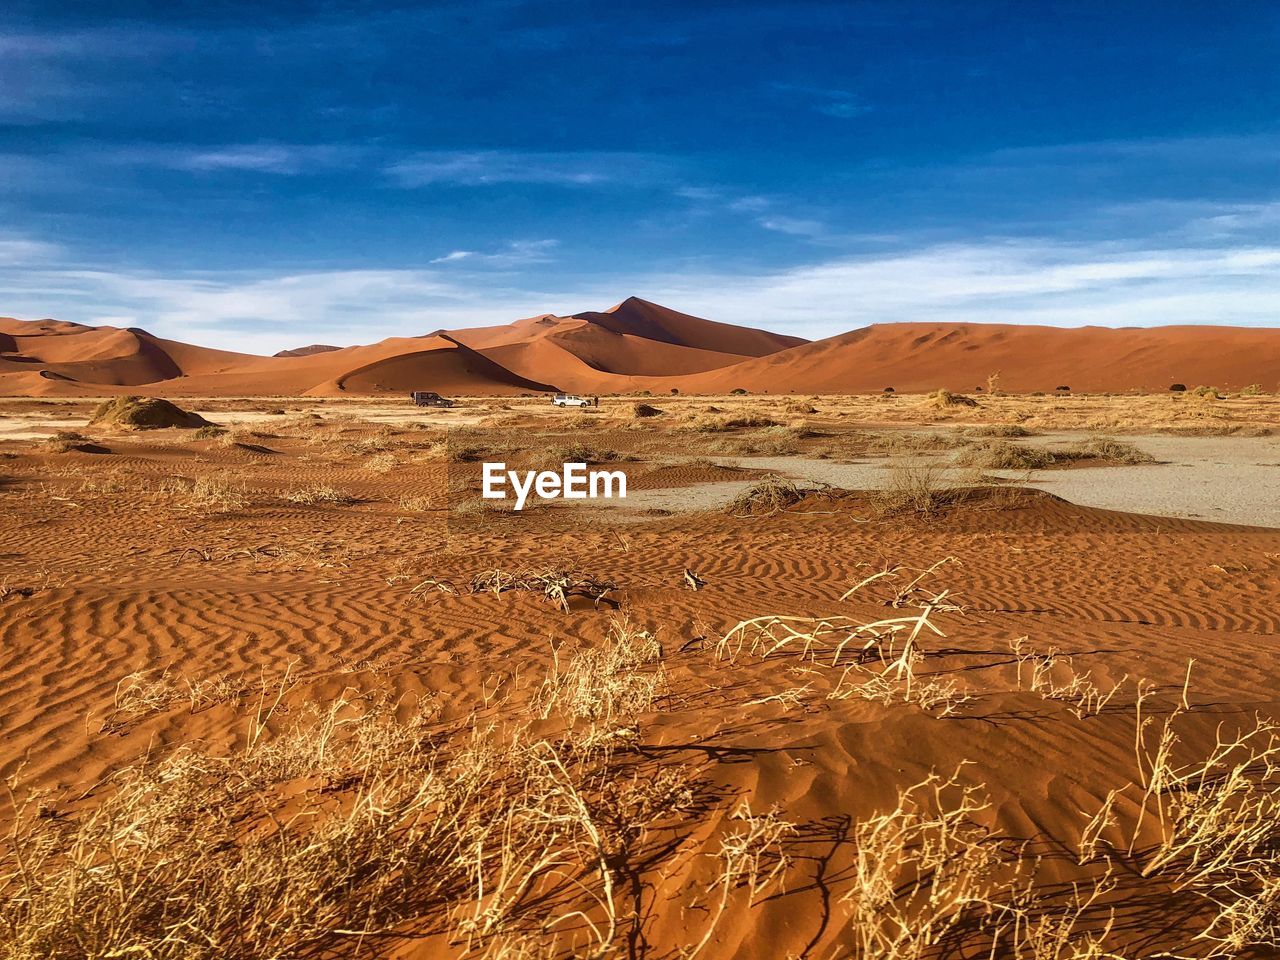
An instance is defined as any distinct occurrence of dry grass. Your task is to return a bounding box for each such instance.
[955,440,1055,470]
[921,389,980,409]
[100,668,251,731]
[284,484,358,505]
[469,568,617,612]
[840,770,1007,956]
[363,450,398,473]
[1056,437,1155,464]
[157,474,249,511]
[535,617,665,730]
[0,687,696,960]
[962,423,1036,438]
[1008,637,1127,719]
[724,475,807,517]
[872,459,964,517]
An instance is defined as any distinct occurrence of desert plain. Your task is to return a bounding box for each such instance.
[2,305,1280,958]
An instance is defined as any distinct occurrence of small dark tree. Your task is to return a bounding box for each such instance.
[883,386,895,394]
[1169,383,1187,392]
[1055,385,1071,393]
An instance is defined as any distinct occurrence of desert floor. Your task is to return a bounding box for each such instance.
[1,392,1279,958]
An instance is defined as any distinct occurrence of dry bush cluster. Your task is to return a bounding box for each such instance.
[0,689,697,960]
[284,484,358,505]
[469,568,617,612]
[1008,638,1127,719]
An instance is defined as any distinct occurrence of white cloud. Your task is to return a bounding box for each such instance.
[386,151,673,188]
[0,235,63,265]
[429,239,558,267]
[1,232,1277,353]
[757,216,827,238]
[646,242,1280,336]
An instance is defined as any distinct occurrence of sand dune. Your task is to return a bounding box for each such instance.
[2,308,1278,397]
[682,321,1280,394]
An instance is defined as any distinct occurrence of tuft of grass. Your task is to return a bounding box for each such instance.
[1057,436,1155,464]
[872,459,963,517]
[284,485,357,505]
[725,475,806,517]
[962,423,1035,438]
[954,440,1055,470]
[921,389,979,409]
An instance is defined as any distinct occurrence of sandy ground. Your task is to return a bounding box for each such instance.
[3,397,1280,958]
[616,434,1280,528]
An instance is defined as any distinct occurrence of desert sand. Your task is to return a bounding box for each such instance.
[4,300,1279,398]
[2,391,1280,957]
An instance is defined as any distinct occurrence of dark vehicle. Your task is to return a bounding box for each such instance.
[410,391,455,407]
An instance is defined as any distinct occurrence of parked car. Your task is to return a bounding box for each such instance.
[552,393,592,407]
[409,391,455,407]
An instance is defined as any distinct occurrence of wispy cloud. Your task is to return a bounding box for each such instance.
[4,236,1278,353]
[771,82,871,119]
[648,241,1280,336]
[385,151,674,188]
[429,239,558,266]
[757,216,828,238]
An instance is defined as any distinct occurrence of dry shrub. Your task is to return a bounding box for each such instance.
[632,402,662,418]
[841,771,1007,957]
[955,440,1055,470]
[536,617,665,728]
[869,431,968,454]
[158,474,248,511]
[0,690,693,960]
[873,459,962,517]
[963,423,1035,438]
[42,431,105,454]
[1008,637,1126,719]
[1078,692,1280,954]
[285,485,357,505]
[101,668,248,731]
[921,389,979,409]
[1057,437,1155,464]
[692,414,780,433]
[397,494,435,512]
[364,451,397,473]
[725,475,807,517]
[90,396,210,430]
[470,568,616,612]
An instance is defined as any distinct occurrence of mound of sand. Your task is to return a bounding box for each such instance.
[89,396,211,430]
[921,389,979,408]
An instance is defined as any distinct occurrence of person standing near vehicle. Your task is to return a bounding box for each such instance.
[593,396,599,407]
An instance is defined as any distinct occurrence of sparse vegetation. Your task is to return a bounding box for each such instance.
[90,396,211,430]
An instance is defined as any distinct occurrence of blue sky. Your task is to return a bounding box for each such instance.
[2,1,1278,353]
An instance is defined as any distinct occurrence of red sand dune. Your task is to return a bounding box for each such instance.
[273,344,341,358]
[678,321,1280,394]
[2,307,1278,396]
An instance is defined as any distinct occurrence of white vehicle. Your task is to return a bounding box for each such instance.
[552,393,592,407]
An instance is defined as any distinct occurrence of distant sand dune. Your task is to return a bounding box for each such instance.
[2,302,1277,396]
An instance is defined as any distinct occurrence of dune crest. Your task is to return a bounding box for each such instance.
[2,310,1277,396]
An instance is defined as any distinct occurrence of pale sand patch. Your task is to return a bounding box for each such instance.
[610,434,1280,528]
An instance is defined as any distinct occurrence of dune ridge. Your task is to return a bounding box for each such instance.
[2,305,1278,397]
